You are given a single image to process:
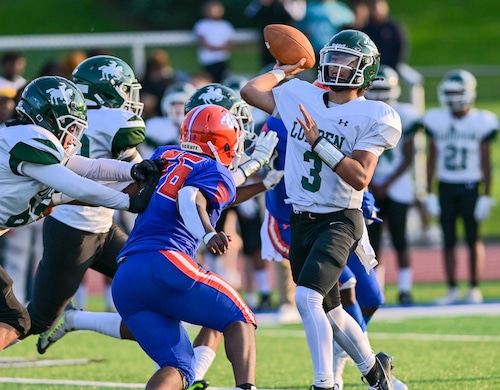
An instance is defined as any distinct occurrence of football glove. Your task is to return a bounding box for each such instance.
[423,193,440,218]
[362,191,383,224]
[250,130,278,167]
[128,172,161,213]
[263,169,284,190]
[474,195,496,222]
[131,159,165,182]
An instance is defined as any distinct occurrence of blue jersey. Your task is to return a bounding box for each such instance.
[264,116,292,223]
[118,145,236,259]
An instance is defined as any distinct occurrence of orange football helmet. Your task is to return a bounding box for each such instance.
[180,104,244,172]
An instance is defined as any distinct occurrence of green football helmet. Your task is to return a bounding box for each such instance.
[365,64,401,102]
[438,69,476,112]
[184,83,255,140]
[72,55,144,116]
[318,29,380,90]
[16,76,88,159]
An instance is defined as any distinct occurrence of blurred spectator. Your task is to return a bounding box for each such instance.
[341,0,370,30]
[296,0,355,63]
[361,0,408,70]
[193,0,234,83]
[0,51,27,93]
[245,0,306,70]
[140,49,177,119]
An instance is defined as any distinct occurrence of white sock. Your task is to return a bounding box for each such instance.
[74,284,87,310]
[326,306,375,376]
[193,345,216,381]
[254,269,271,295]
[72,311,122,339]
[295,286,334,388]
[398,267,412,292]
[375,264,385,291]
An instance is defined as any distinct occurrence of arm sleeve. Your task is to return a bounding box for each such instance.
[177,186,207,241]
[65,155,134,182]
[20,163,130,210]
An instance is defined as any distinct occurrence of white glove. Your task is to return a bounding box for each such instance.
[423,193,440,217]
[263,169,284,190]
[250,130,278,166]
[474,195,496,222]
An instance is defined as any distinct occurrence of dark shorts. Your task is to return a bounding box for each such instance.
[368,196,409,254]
[289,208,364,311]
[27,216,127,335]
[0,265,30,336]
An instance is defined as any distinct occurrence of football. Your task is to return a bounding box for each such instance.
[263,24,316,69]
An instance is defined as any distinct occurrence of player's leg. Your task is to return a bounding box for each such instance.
[386,199,412,305]
[436,183,461,304]
[461,184,483,303]
[0,266,30,349]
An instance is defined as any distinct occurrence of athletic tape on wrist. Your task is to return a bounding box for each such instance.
[268,69,286,83]
[312,136,345,171]
[203,232,217,245]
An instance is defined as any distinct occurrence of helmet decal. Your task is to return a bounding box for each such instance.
[199,86,225,105]
[98,61,124,81]
[46,83,74,105]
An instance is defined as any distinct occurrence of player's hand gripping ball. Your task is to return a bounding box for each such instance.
[263,24,316,69]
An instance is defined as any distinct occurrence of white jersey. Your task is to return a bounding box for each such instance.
[273,79,401,213]
[139,116,180,159]
[51,107,145,233]
[0,123,64,229]
[423,107,498,183]
[371,102,422,204]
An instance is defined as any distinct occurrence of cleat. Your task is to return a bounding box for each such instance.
[464,287,483,304]
[37,306,77,354]
[398,292,413,306]
[364,352,394,390]
[188,379,209,390]
[392,376,408,390]
[435,287,461,305]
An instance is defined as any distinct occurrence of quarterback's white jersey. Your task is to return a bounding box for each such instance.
[371,102,422,204]
[273,79,402,213]
[51,107,145,233]
[139,116,180,159]
[423,107,498,183]
[0,124,64,230]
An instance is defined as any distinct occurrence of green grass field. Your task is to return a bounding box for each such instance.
[1,291,499,390]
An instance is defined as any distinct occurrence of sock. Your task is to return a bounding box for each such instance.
[295,286,334,388]
[326,306,375,376]
[254,269,271,295]
[398,268,412,292]
[72,311,122,338]
[193,346,216,381]
[343,303,366,332]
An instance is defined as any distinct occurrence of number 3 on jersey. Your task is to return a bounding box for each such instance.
[157,149,204,199]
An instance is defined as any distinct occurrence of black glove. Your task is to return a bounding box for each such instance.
[128,171,161,213]
[130,159,165,182]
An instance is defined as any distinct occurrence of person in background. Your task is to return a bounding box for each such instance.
[423,69,498,305]
[0,51,27,93]
[140,49,179,119]
[245,0,306,70]
[361,0,408,70]
[365,65,422,305]
[296,0,355,64]
[193,0,234,83]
